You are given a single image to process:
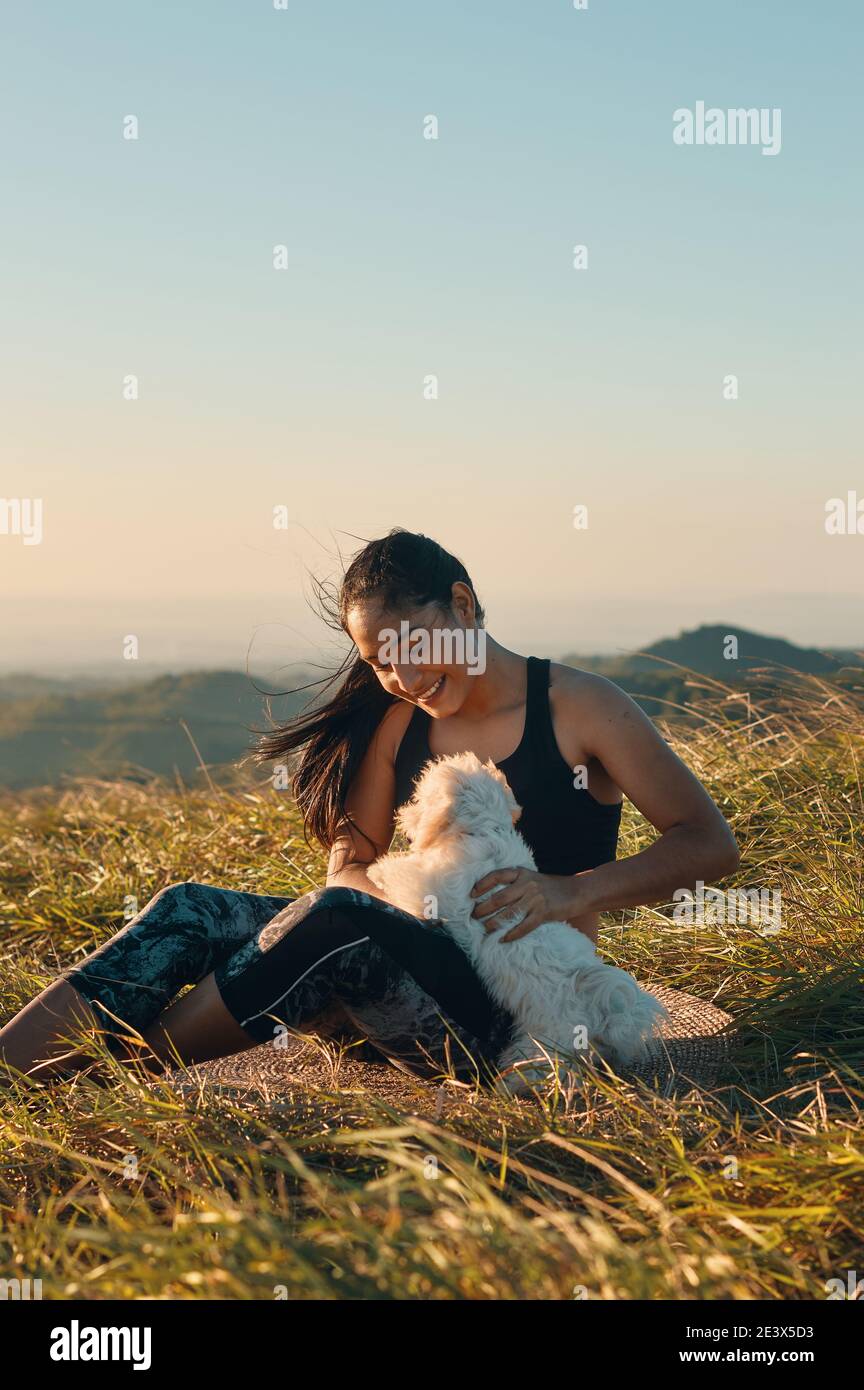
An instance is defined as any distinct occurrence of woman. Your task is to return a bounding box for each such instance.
[0,529,739,1084]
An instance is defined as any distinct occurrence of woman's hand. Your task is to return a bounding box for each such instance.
[470,869,587,942]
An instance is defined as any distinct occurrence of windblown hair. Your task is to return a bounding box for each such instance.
[255,529,485,849]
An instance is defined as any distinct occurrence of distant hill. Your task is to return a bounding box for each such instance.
[0,674,107,702]
[561,624,862,716]
[627,624,839,676]
[0,670,316,790]
[1,629,861,788]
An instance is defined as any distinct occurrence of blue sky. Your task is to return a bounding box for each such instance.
[2,1,862,670]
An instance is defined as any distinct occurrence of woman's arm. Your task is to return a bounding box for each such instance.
[473,670,740,941]
[324,701,410,898]
[566,672,740,913]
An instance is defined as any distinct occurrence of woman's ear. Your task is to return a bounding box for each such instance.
[450,581,475,626]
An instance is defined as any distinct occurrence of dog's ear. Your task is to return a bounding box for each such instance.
[396,796,453,851]
[396,760,468,851]
[481,758,522,824]
[394,795,423,844]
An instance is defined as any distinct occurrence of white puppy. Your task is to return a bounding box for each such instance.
[369,752,667,1092]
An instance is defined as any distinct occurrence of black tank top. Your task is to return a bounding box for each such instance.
[392,656,622,875]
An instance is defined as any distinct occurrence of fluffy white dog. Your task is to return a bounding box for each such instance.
[369,752,667,1092]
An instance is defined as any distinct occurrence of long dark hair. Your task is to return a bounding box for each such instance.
[255,529,485,849]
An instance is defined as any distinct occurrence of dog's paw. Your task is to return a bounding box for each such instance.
[495,1057,583,1099]
[495,1034,583,1098]
[494,1062,544,1099]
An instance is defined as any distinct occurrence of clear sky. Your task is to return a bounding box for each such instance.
[2,1,862,675]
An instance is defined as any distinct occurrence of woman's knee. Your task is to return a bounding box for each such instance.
[136,880,210,919]
[307,885,375,914]
[144,881,188,910]
[110,881,208,944]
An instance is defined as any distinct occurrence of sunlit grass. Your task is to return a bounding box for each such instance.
[1,671,862,1299]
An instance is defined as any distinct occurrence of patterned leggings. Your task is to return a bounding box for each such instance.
[65,883,516,1081]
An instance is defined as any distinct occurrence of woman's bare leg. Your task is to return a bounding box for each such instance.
[0,972,255,1081]
[0,977,104,1080]
[142,973,255,1067]
[0,883,297,1082]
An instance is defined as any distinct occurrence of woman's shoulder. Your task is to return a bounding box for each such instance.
[547,662,638,749]
[548,660,629,710]
[546,662,636,795]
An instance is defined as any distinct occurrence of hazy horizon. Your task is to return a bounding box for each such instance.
[3,609,861,683]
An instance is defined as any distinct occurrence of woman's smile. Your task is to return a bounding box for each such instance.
[415,673,445,705]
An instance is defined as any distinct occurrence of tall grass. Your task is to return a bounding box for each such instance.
[1,673,862,1299]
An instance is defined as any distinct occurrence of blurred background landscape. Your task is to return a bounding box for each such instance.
[1,622,861,788]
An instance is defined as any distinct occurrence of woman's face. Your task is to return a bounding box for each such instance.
[346,587,483,718]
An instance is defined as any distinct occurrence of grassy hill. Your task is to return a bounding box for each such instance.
[0,673,862,1299]
[0,670,312,789]
[563,624,863,718]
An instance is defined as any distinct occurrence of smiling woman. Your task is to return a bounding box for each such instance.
[0,528,738,1086]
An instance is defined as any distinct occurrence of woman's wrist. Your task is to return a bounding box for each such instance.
[564,869,602,919]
